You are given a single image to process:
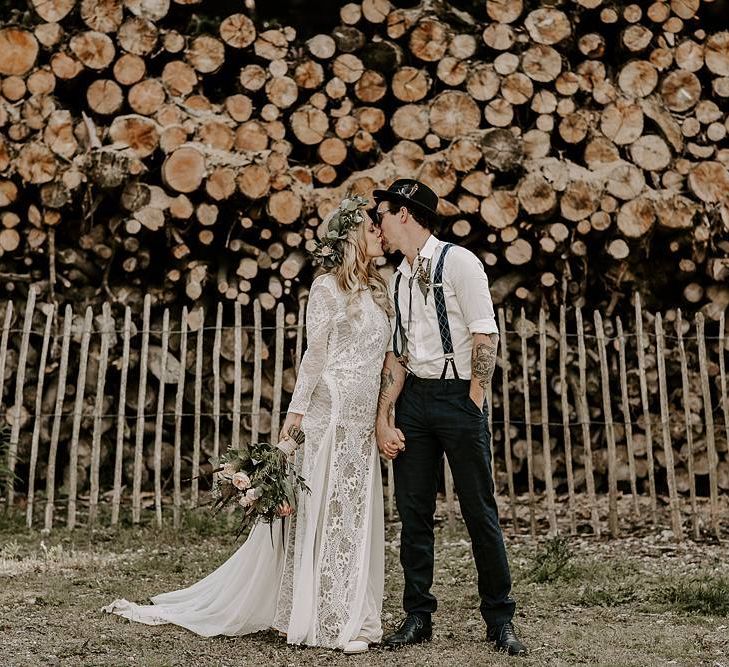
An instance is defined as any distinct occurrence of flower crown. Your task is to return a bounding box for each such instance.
[311,194,369,268]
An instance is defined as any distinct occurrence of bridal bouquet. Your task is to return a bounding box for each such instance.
[211,440,309,536]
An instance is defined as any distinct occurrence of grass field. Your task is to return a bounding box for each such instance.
[1,507,728,667]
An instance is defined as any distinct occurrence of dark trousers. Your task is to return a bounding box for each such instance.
[393,375,516,627]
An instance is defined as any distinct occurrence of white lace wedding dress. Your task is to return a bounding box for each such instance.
[103,274,390,650]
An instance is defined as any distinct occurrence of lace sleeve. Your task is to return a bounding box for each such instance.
[287,277,336,415]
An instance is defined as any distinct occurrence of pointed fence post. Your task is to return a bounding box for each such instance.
[717,312,729,525]
[655,313,682,541]
[498,308,518,532]
[271,303,285,441]
[89,302,112,527]
[212,303,223,461]
[26,304,55,527]
[6,288,36,508]
[0,301,13,409]
[575,307,600,536]
[676,310,699,540]
[132,294,151,525]
[634,294,657,525]
[111,307,132,527]
[191,311,205,507]
[251,300,263,444]
[45,305,72,531]
[594,311,619,538]
[616,316,640,519]
[518,308,536,537]
[558,305,576,534]
[67,306,94,530]
[173,307,188,529]
[232,302,242,450]
[153,309,170,528]
[696,312,720,539]
[539,309,557,535]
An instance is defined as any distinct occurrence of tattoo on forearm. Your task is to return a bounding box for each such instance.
[378,367,395,415]
[473,341,498,391]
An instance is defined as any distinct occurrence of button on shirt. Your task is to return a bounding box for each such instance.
[387,235,498,380]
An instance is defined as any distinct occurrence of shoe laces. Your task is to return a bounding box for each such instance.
[395,614,423,634]
[496,621,520,643]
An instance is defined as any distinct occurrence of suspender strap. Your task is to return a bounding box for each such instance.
[433,243,458,379]
[392,272,406,359]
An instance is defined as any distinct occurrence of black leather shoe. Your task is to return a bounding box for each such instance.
[383,614,432,649]
[487,622,527,656]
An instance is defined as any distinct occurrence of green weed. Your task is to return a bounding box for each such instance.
[654,576,729,616]
[528,535,575,583]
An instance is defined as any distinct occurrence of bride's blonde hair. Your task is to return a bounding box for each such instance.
[329,219,391,317]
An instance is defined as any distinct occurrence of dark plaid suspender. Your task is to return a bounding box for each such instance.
[393,243,457,378]
[433,243,457,379]
[392,272,406,359]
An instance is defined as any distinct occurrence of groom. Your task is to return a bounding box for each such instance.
[373,179,526,656]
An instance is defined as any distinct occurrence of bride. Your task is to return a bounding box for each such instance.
[103,195,392,654]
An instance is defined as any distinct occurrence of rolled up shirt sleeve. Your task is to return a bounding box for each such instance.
[450,248,499,335]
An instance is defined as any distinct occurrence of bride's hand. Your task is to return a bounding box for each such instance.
[277,412,304,458]
[276,503,294,517]
[376,421,405,460]
[279,412,303,444]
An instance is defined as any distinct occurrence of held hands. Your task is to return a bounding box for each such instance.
[376,419,405,460]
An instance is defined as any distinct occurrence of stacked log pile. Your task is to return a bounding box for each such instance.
[0,0,727,314]
[0,0,727,520]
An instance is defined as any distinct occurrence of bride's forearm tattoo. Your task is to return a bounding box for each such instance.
[473,337,498,391]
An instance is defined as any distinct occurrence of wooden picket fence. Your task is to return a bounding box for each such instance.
[1,288,727,541]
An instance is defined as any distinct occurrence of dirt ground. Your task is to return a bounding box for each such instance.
[1,504,728,667]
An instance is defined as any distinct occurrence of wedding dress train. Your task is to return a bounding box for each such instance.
[103,274,390,650]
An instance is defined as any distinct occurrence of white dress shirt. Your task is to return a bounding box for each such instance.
[387,234,498,380]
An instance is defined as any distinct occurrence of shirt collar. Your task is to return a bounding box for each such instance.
[396,234,440,278]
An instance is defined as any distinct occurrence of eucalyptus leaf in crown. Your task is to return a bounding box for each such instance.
[311,194,369,268]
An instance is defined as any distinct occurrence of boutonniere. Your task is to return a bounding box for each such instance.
[414,252,432,304]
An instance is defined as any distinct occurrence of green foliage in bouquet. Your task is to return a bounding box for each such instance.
[211,442,309,538]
